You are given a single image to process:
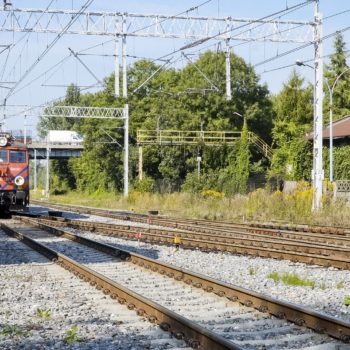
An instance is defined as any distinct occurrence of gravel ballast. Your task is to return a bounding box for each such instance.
[58,211,350,323]
[0,228,189,349]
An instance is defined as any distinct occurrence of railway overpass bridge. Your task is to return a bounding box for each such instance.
[28,142,84,159]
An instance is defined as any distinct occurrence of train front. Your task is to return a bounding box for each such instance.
[0,133,29,212]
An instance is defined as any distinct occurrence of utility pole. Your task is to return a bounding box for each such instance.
[46,146,50,198]
[23,114,27,144]
[123,104,129,197]
[34,149,37,192]
[114,37,120,98]
[225,19,231,100]
[313,1,324,211]
[122,15,127,98]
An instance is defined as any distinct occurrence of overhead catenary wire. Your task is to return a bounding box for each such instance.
[259,49,350,75]
[3,0,56,83]
[3,0,95,105]
[179,0,314,51]
[254,25,350,68]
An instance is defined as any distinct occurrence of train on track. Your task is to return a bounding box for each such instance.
[0,132,29,212]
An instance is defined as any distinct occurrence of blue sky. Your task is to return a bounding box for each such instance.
[1,0,349,132]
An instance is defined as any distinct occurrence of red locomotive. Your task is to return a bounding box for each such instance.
[0,133,29,212]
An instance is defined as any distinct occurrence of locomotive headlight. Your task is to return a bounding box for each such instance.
[14,176,25,186]
[0,137,7,146]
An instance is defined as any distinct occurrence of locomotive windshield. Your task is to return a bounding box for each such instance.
[10,150,26,163]
[0,150,8,163]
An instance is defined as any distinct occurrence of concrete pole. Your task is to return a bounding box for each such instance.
[114,38,120,98]
[34,149,37,192]
[123,104,129,197]
[24,115,27,144]
[312,3,323,211]
[225,39,231,100]
[46,147,50,198]
[197,157,201,179]
[122,34,127,98]
[138,146,143,181]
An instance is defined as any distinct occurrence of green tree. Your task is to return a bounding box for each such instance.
[235,118,250,193]
[270,71,313,181]
[324,33,350,122]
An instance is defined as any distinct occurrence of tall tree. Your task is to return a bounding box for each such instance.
[324,33,350,122]
[269,71,313,181]
[236,118,250,193]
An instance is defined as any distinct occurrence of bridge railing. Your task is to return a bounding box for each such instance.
[137,129,273,160]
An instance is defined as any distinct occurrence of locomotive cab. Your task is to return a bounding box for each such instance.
[0,132,29,212]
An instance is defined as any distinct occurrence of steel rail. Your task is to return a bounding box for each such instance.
[5,219,350,343]
[30,200,350,235]
[44,216,350,257]
[26,216,350,270]
[1,222,242,350]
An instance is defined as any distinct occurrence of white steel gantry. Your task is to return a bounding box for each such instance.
[40,105,129,197]
[0,8,313,42]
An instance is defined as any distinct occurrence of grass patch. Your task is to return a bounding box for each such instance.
[36,308,51,319]
[337,282,345,289]
[31,183,350,227]
[64,325,83,344]
[267,271,315,287]
[0,325,31,338]
[319,282,327,290]
[248,266,256,276]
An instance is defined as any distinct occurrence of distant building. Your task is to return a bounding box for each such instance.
[306,115,350,145]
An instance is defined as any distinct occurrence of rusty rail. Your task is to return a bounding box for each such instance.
[5,219,350,343]
[1,222,242,350]
[27,216,350,270]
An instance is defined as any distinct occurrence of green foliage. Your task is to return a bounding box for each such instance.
[38,51,274,195]
[36,308,51,319]
[63,325,83,344]
[0,325,30,338]
[269,71,313,181]
[235,118,250,193]
[201,189,224,199]
[343,296,350,306]
[133,176,155,193]
[324,33,350,122]
[267,271,315,287]
[248,266,256,276]
[337,282,345,289]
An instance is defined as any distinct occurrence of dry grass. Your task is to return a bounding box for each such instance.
[31,184,350,227]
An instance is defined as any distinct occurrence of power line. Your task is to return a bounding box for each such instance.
[259,50,350,75]
[254,25,350,68]
[180,0,313,50]
[3,0,95,105]
[129,0,213,35]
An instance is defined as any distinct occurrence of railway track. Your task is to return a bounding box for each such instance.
[30,200,350,236]
[25,214,350,270]
[0,227,190,349]
[3,218,350,349]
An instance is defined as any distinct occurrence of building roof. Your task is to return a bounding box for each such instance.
[307,115,350,140]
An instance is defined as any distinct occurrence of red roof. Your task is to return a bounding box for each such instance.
[307,115,350,139]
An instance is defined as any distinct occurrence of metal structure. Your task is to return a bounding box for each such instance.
[136,129,272,180]
[0,8,313,42]
[40,105,129,197]
[313,2,323,211]
[0,7,314,100]
[41,106,125,119]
